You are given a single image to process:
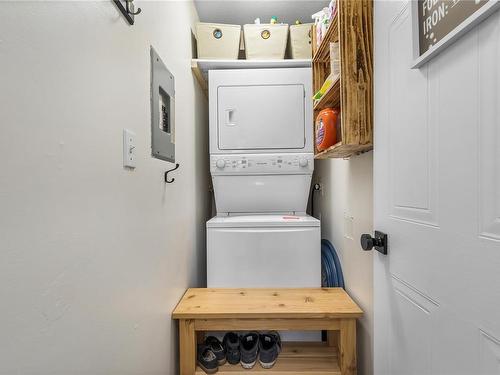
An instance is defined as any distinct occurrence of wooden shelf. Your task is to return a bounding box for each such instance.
[313,13,339,63]
[195,342,340,375]
[312,0,373,159]
[192,59,312,95]
[314,76,341,112]
[173,288,362,320]
[315,142,373,159]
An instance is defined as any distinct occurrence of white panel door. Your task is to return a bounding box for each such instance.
[374,2,500,375]
[217,84,305,150]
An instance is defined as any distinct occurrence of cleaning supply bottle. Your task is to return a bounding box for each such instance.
[315,108,340,151]
[311,9,325,47]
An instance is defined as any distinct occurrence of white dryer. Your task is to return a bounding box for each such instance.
[209,68,313,156]
[208,67,314,215]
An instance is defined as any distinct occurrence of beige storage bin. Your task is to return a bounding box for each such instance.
[196,23,241,59]
[243,24,289,59]
[289,23,313,59]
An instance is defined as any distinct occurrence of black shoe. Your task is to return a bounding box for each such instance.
[240,332,259,369]
[205,336,226,366]
[259,331,281,369]
[222,332,241,365]
[197,345,218,374]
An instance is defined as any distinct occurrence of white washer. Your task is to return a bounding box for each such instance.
[207,215,320,288]
[207,214,321,341]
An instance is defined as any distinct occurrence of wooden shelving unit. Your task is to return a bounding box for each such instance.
[312,0,373,159]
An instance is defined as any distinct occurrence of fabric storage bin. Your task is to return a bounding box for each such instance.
[243,24,289,59]
[196,23,241,59]
[289,23,313,59]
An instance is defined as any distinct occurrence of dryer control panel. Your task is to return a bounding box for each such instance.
[210,153,314,175]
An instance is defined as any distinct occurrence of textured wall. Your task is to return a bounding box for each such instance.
[0,2,209,374]
[313,152,374,375]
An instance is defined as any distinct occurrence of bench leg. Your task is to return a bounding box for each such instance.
[340,318,357,375]
[179,319,196,375]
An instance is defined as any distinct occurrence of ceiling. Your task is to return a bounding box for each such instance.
[194,0,329,25]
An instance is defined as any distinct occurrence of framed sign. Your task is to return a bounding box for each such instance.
[411,0,500,68]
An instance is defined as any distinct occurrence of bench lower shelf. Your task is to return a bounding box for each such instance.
[195,342,340,375]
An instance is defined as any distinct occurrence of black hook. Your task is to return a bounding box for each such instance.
[164,163,180,183]
[113,0,140,25]
[126,0,141,16]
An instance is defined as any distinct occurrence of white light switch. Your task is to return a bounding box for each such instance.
[123,129,136,168]
[344,213,354,240]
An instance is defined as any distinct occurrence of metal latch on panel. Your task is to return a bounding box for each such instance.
[150,47,175,164]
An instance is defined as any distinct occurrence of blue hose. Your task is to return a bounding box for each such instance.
[321,239,345,288]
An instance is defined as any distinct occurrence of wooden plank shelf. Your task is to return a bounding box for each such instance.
[314,76,341,112]
[195,342,340,375]
[173,288,362,320]
[192,59,312,96]
[313,14,339,63]
[315,142,373,160]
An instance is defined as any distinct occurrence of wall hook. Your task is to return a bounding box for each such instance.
[113,0,141,25]
[164,163,180,183]
[127,0,142,16]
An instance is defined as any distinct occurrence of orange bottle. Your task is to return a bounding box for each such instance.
[315,108,339,151]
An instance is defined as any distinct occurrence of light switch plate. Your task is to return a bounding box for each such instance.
[123,129,136,168]
[344,213,354,240]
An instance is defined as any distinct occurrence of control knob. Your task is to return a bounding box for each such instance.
[299,158,309,167]
[216,159,226,169]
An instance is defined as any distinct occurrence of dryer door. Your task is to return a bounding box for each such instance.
[217,84,305,150]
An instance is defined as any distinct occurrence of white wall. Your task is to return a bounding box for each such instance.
[0,2,208,374]
[313,152,373,375]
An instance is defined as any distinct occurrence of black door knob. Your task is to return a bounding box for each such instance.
[360,231,388,255]
[360,234,375,250]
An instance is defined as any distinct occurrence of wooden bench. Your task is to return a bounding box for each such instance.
[172,288,363,375]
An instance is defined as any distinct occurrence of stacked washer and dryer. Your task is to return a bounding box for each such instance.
[206,66,321,291]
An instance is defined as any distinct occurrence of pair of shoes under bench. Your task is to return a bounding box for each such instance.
[223,332,241,365]
[197,336,226,374]
[240,331,281,369]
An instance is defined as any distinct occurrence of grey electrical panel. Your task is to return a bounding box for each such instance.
[150,47,175,162]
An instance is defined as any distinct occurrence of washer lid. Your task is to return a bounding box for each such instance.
[207,214,320,228]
